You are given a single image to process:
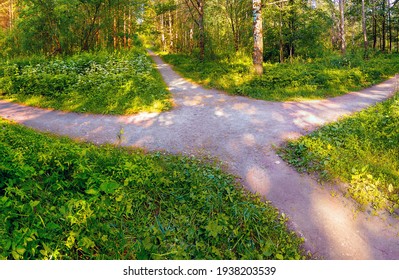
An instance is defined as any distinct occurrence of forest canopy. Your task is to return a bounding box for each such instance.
[0,0,399,61]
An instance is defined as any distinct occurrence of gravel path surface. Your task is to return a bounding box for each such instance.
[1,51,399,259]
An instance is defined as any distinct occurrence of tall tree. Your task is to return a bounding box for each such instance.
[253,0,263,75]
[339,0,346,55]
[184,0,205,59]
[361,0,368,54]
[222,0,251,52]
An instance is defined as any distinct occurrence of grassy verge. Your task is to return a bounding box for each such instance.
[0,118,304,260]
[279,93,399,212]
[0,49,171,115]
[161,52,399,101]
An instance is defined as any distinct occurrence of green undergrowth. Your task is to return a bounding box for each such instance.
[0,118,304,260]
[0,49,171,115]
[161,52,399,101]
[279,93,399,212]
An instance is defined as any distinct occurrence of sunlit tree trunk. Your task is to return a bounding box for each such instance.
[9,0,13,30]
[123,11,127,48]
[339,0,346,55]
[253,0,263,75]
[361,0,368,55]
[160,13,166,51]
[189,27,194,53]
[169,10,174,51]
[175,7,179,51]
[113,16,117,50]
[128,7,132,48]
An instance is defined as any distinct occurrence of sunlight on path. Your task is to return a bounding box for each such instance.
[1,52,398,259]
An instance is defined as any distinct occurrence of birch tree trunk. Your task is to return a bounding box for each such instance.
[339,0,346,55]
[160,14,166,51]
[253,0,263,75]
[361,0,368,54]
[169,10,174,51]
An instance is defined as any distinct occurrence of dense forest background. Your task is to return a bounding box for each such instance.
[1,0,399,61]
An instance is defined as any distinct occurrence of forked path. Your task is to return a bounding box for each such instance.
[1,52,399,259]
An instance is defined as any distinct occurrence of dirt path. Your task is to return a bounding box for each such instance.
[1,51,398,259]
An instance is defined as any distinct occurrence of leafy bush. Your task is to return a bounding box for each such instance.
[161,53,399,101]
[0,118,304,260]
[0,49,171,114]
[279,94,399,212]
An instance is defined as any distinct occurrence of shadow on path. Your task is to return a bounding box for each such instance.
[0,52,398,259]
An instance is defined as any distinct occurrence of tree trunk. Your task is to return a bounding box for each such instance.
[183,0,205,59]
[128,7,132,48]
[123,11,127,48]
[382,0,386,52]
[175,8,179,52]
[113,16,117,50]
[189,27,194,53]
[253,0,263,75]
[160,14,166,51]
[397,21,399,53]
[388,0,392,52]
[361,0,368,55]
[198,0,205,60]
[9,0,13,30]
[372,0,377,49]
[339,0,346,55]
[169,10,174,51]
[279,2,284,63]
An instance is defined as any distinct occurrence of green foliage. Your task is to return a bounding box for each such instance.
[0,49,171,114]
[263,2,332,61]
[162,52,399,101]
[0,118,304,260]
[1,0,147,55]
[279,94,399,212]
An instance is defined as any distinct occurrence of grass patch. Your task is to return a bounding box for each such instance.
[161,52,399,101]
[279,93,399,212]
[0,118,304,260]
[0,49,171,115]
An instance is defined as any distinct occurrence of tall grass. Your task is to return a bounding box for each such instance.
[161,52,399,101]
[0,49,172,114]
[280,93,399,212]
[0,118,304,260]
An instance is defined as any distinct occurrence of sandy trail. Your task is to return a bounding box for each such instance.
[1,51,398,259]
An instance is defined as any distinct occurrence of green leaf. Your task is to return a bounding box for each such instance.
[16,247,26,255]
[205,220,223,238]
[85,188,99,195]
[11,251,21,260]
[99,181,119,194]
[276,253,284,260]
[29,200,40,209]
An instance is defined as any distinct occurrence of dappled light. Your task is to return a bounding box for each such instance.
[245,165,272,195]
[310,190,372,259]
[1,52,399,260]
